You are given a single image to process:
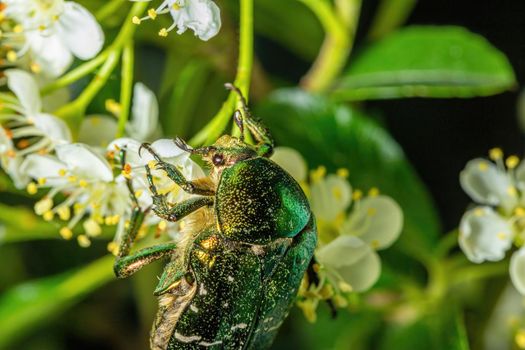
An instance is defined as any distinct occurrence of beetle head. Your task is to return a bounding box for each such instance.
[174,135,257,172]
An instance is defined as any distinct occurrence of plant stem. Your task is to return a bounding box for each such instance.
[117,41,135,138]
[299,0,361,92]
[96,0,125,22]
[189,0,254,146]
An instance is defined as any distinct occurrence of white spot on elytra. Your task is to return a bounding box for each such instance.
[231,323,248,331]
[199,340,223,347]
[174,332,201,343]
[227,276,234,282]
[190,305,199,313]
[199,284,207,295]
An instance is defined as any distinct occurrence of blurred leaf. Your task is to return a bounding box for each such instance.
[257,89,440,258]
[334,26,516,100]
[0,255,114,348]
[368,0,417,40]
[379,309,469,350]
[0,204,58,243]
[224,0,323,61]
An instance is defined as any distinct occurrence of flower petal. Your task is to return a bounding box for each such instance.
[149,139,188,159]
[310,174,352,221]
[317,236,381,292]
[169,0,221,41]
[344,195,403,250]
[270,147,308,183]
[459,206,513,263]
[107,138,143,166]
[20,154,68,186]
[32,113,72,143]
[5,69,41,115]
[78,115,118,148]
[511,248,525,295]
[56,143,113,182]
[57,2,104,60]
[26,31,73,78]
[460,158,517,212]
[127,83,159,141]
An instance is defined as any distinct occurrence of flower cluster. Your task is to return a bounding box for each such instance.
[1,0,104,77]
[130,0,221,41]
[271,147,404,322]
[459,148,525,294]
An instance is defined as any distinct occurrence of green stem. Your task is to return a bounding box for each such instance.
[435,229,459,258]
[450,261,508,286]
[96,0,126,22]
[117,41,135,138]
[299,0,361,92]
[189,0,253,146]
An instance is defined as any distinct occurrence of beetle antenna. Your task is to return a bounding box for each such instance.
[225,83,252,118]
[233,110,244,141]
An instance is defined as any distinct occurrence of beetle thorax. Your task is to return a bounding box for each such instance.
[204,135,258,178]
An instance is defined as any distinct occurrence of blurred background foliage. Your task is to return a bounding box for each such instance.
[1,0,524,349]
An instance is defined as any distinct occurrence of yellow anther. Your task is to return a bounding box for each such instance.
[310,166,326,183]
[371,239,380,249]
[52,15,60,21]
[497,232,508,241]
[172,3,182,10]
[37,177,46,186]
[332,187,342,200]
[336,168,349,178]
[77,234,91,247]
[296,300,317,323]
[148,8,157,19]
[333,294,349,308]
[73,203,84,214]
[368,187,380,197]
[135,190,143,198]
[57,206,71,221]
[508,186,518,197]
[478,162,489,171]
[506,155,520,169]
[338,281,353,293]
[59,227,73,240]
[58,168,67,177]
[38,24,46,31]
[78,179,88,188]
[474,208,485,217]
[6,50,17,62]
[67,175,77,183]
[352,189,363,201]
[105,99,121,116]
[489,147,503,160]
[105,215,120,226]
[158,220,168,231]
[107,241,119,256]
[43,211,54,221]
[367,207,377,217]
[132,16,141,25]
[158,28,168,37]
[515,207,525,217]
[30,62,41,73]
[147,160,157,169]
[34,197,53,215]
[13,24,23,33]
[84,219,101,237]
[515,329,525,349]
[26,182,38,195]
[319,284,334,299]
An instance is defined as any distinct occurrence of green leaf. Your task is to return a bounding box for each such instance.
[0,204,59,243]
[0,255,114,348]
[333,26,516,100]
[256,89,440,258]
[367,0,417,40]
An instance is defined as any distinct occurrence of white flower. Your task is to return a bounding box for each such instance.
[459,148,525,295]
[271,147,403,293]
[0,69,71,188]
[3,0,104,77]
[78,83,159,149]
[131,0,221,41]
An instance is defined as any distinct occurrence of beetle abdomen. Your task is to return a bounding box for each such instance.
[216,157,310,244]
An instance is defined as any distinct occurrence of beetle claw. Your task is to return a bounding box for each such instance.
[139,143,162,162]
[174,137,193,154]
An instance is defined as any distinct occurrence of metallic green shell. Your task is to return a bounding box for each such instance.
[165,216,317,349]
[215,157,311,244]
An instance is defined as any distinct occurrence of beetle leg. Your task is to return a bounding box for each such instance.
[152,196,214,223]
[225,83,275,157]
[306,258,338,319]
[114,242,178,278]
[141,142,215,196]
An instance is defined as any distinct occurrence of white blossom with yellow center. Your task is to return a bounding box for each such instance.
[459,148,525,295]
[131,0,221,41]
[0,69,71,188]
[2,0,104,77]
[271,147,403,294]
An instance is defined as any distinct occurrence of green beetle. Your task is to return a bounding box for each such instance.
[113,84,317,350]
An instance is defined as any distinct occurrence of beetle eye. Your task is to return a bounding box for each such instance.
[212,154,224,166]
